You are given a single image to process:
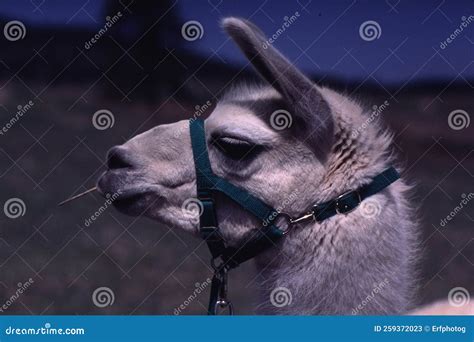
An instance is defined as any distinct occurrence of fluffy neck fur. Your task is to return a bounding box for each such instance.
[253,87,417,315]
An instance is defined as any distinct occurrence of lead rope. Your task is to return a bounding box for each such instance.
[197,196,234,315]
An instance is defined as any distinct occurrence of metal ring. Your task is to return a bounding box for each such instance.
[211,257,230,273]
[210,257,221,271]
[273,212,293,235]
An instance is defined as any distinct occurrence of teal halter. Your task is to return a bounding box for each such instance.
[189,118,400,315]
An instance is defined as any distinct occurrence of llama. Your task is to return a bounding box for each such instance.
[97,17,418,315]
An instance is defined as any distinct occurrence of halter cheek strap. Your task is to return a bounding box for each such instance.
[190,118,284,315]
[189,118,400,315]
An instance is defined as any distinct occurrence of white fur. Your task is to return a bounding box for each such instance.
[97,18,422,315]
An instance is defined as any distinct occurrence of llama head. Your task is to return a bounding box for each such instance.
[97,18,335,243]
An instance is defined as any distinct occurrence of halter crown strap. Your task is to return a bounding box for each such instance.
[310,167,400,222]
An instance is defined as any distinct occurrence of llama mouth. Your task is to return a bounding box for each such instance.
[112,192,149,215]
[96,171,159,216]
[103,188,158,216]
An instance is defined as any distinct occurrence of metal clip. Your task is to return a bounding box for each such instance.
[289,211,315,225]
[275,210,316,235]
[214,300,234,315]
[214,268,233,315]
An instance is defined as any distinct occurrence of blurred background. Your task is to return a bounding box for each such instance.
[0,0,472,314]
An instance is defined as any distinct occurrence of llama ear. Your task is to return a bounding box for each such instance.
[222,17,334,160]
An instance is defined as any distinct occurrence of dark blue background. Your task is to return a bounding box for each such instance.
[0,0,473,83]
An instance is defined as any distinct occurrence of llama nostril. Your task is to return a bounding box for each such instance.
[107,146,134,170]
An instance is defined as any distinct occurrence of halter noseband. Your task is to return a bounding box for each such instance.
[189,118,400,315]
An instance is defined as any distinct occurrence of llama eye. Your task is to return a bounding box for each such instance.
[213,136,261,161]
